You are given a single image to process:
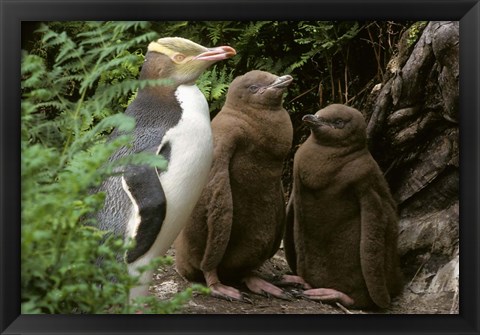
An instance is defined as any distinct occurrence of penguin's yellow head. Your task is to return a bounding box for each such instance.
[145,37,236,85]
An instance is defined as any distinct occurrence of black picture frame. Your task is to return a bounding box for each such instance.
[1,0,479,334]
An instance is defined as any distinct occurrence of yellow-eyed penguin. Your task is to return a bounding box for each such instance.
[283,104,402,309]
[174,70,294,302]
[96,37,236,299]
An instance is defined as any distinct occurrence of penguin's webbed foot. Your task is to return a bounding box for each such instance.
[272,274,312,290]
[302,288,355,307]
[209,282,252,304]
[204,269,252,303]
[243,275,293,301]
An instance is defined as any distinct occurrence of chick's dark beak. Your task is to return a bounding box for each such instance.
[302,114,316,122]
[258,75,293,94]
[195,46,237,61]
[302,114,324,128]
[267,75,293,89]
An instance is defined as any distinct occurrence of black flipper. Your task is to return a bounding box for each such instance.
[123,165,167,263]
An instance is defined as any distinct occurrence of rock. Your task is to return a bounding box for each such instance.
[431,22,459,122]
[428,251,459,293]
[387,106,421,126]
[398,202,458,256]
[393,129,457,203]
[366,21,459,313]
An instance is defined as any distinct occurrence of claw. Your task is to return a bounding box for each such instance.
[209,282,244,302]
[278,291,294,301]
[210,291,236,302]
[261,290,271,299]
[204,270,250,303]
[261,288,293,301]
[243,275,292,301]
[209,285,255,305]
[290,288,306,299]
[243,275,295,301]
[242,293,253,304]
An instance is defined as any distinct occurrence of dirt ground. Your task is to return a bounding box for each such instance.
[150,248,458,315]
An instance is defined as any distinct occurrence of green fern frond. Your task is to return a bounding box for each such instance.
[211,83,229,100]
[112,21,152,34]
[93,78,172,105]
[55,39,81,65]
[21,54,47,89]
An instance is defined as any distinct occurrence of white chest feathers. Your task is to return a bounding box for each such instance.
[128,84,214,266]
[161,84,214,189]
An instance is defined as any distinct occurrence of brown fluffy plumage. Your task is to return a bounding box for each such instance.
[175,70,293,300]
[284,104,402,309]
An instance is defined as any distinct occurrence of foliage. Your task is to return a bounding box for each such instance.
[24,20,409,116]
[21,21,206,314]
[145,21,407,116]
[197,66,234,112]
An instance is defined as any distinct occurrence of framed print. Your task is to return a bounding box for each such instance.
[1,0,479,334]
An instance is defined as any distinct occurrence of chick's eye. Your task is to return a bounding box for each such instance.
[333,119,345,128]
[249,85,259,93]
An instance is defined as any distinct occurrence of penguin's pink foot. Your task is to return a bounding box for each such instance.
[303,288,355,306]
[243,275,293,301]
[209,282,248,302]
[204,269,251,303]
[274,274,312,289]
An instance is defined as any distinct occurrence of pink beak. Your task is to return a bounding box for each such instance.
[195,46,237,61]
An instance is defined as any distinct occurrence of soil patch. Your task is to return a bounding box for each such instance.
[150,248,458,314]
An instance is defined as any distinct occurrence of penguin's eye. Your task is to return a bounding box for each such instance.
[248,85,259,93]
[332,119,345,129]
[173,53,186,63]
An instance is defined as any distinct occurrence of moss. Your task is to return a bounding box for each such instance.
[407,21,428,48]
